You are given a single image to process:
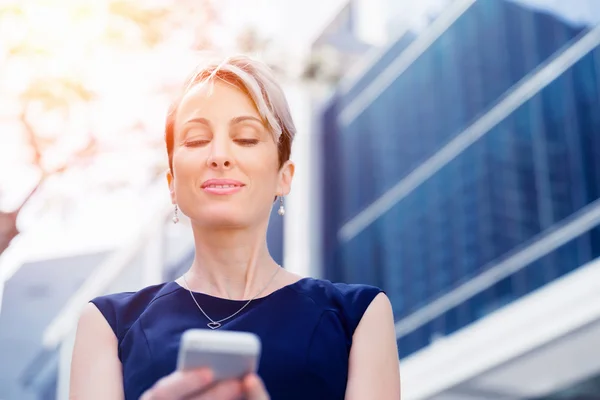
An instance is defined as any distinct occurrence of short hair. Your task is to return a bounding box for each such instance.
[165,54,296,173]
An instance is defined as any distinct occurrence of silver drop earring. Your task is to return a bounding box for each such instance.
[278,196,285,216]
[173,204,179,224]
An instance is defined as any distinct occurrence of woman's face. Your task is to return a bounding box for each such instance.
[167,80,294,229]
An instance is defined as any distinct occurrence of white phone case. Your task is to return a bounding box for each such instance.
[177,329,261,381]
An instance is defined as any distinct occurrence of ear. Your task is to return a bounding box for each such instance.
[166,169,176,204]
[277,160,295,196]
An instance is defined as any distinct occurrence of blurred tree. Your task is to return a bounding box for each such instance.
[0,0,333,259]
[300,46,344,84]
[234,26,287,77]
[0,0,218,258]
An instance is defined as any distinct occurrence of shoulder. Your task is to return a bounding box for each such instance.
[89,282,179,339]
[346,293,400,399]
[290,277,384,310]
[290,278,385,337]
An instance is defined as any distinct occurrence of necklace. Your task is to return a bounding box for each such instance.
[182,266,281,330]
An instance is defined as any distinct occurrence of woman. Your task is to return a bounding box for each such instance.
[69,54,401,399]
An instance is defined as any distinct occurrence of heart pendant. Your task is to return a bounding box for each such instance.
[207,322,221,330]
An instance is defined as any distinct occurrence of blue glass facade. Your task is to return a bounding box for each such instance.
[320,0,600,358]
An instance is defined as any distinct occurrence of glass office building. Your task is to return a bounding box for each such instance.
[320,0,600,364]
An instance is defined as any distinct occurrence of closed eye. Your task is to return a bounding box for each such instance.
[184,140,209,147]
[235,139,259,146]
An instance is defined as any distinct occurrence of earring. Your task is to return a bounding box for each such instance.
[277,196,285,216]
[173,204,180,224]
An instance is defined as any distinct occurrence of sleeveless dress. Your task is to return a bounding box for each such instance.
[90,277,383,400]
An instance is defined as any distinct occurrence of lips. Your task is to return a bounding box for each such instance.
[201,179,245,195]
[201,179,245,189]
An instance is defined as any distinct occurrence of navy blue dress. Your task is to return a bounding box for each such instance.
[90,277,383,400]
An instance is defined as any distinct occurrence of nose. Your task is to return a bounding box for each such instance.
[206,138,234,170]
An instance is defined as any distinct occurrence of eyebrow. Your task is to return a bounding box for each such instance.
[184,117,211,127]
[230,115,264,126]
[184,115,264,127]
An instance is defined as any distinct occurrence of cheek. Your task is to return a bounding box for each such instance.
[248,156,279,184]
[173,148,206,176]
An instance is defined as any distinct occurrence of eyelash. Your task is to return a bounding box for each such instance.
[184,140,209,147]
[236,139,259,146]
[184,139,259,147]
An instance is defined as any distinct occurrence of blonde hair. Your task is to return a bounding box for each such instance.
[165,54,296,172]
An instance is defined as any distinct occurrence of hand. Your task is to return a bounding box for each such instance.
[242,373,270,400]
[140,368,270,400]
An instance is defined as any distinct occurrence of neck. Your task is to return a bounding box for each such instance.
[186,222,279,300]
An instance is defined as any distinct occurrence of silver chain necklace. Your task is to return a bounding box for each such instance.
[182,266,281,330]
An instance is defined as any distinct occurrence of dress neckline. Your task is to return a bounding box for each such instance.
[169,277,312,304]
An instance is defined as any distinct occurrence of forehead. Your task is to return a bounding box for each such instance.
[176,80,261,123]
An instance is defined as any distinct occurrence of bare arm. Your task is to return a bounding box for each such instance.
[345,293,401,400]
[69,302,125,400]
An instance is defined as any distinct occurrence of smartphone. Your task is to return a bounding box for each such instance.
[177,329,261,381]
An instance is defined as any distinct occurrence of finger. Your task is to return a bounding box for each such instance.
[195,379,243,400]
[141,368,213,400]
[243,374,270,400]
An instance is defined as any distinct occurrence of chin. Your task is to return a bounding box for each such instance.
[192,208,251,229]
[198,217,248,229]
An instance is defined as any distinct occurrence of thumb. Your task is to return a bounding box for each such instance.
[243,374,270,400]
